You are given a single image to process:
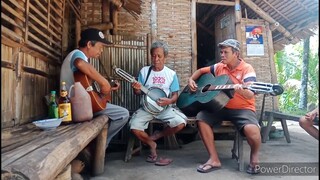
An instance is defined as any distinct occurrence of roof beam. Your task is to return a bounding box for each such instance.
[241,0,299,43]
[197,22,215,37]
[261,0,293,24]
[196,0,235,6]
[201,5,219,23]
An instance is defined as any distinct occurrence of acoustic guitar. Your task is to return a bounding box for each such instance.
[176,73,284,117]
[73,71,111,113]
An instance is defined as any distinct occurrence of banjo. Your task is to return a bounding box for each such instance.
[113,66,168,115]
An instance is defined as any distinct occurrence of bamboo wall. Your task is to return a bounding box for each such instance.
[1,0,280,129]
[117,0,193,90]
[240,18,279,112]
[115,0,277,112]
[1,0,65,128]
[90,34,148,113]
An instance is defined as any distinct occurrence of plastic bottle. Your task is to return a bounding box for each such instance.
[69,82,93,122]
[59,81,72,124]
[48,91,58,118]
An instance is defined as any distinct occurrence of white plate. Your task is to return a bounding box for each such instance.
[33,118,62,130]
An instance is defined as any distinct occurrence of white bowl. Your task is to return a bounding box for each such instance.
[33,118,62,130]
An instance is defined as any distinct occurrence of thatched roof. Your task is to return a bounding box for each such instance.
[196,0,319,52]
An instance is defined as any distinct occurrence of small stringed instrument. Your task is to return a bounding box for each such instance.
[113,66,168,115]
[73,71,111,113]
[177,73,284,117]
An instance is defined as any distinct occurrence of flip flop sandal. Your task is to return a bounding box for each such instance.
[146,154,157,163]
[246,165,260,174]
[197,164,221,173]
[155,157,173,166]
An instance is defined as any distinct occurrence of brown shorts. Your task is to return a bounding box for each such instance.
[196,108,260,136]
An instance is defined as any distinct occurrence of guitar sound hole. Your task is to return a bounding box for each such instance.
[202,84,211,92]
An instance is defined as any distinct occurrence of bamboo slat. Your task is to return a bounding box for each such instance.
[1,1,26,22]
[33,1,47,13]
[28,23,60,47]
[29,3,48,22]
[27,33,61,57]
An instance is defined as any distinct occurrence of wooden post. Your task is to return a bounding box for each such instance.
[265,22,279,110]
[12,0,25,126]
[111,5,118,35]
[93,124,108,176]
[235,0,242,44]
[102,0,110,34]
[147,33,152,65]
[75,18,81,46]
[191,0,197,73]
[150,0,157,42]
[62,2,70,57]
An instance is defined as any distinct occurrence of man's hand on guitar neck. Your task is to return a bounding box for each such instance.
[131,82,142,95]
[233,83,254,99]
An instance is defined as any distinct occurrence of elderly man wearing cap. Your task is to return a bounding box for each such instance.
[60,28,129,147]
[188,39,261,174]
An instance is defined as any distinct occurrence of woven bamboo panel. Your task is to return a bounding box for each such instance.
[80,0,103,26]
[240,19,276,111]
[117,0,151,36]
[88,34,148,113]
[1,0,65,62]
[117,0,193,89]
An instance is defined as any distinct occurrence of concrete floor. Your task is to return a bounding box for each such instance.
[89,121,319,180]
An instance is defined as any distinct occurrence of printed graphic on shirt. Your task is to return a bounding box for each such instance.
[138,66,179,96]
[152,76,166,86]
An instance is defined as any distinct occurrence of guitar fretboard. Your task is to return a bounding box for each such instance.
[114,67,149,94]
[208,84,248,91]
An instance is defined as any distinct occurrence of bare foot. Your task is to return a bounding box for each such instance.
[198,159,221,169]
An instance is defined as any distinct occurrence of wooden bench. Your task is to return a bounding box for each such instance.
[124,118,244,172]
[1,115,109,180]
[261,111,301,143]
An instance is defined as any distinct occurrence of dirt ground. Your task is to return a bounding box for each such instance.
[87,121,319,180]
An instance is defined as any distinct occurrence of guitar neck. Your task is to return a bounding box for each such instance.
[208,84,248,91]
[140,86,150,94]
[114,67,150,94]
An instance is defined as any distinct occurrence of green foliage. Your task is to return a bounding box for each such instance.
[274,37,319,115]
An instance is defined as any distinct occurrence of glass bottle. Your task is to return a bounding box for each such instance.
[58,81,72,124]
[48,90,58,118]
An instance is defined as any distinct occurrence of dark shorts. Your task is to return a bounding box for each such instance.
[196,108,260,136]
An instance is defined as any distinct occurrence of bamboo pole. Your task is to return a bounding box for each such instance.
[75,18,81,46]
[235,0,242,45]
[82,22,114,31]
[150,0,157,42]
[191,0,197,73]
[111,4,118,35]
